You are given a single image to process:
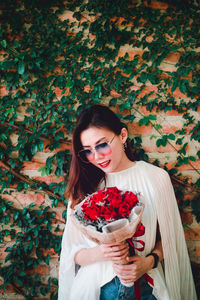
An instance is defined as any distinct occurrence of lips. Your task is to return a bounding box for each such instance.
[98,160,111,168]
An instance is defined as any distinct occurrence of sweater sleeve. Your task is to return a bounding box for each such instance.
[58,202,91,300]
[151,167,197,300]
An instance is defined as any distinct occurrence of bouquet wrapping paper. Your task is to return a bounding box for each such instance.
[70,187,145,287]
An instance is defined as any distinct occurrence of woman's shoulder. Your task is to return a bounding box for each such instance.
[137,160,170,179]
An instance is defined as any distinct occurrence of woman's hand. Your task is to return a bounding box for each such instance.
[113,255,154,284]
[97,241,129,263]
[74,242,129,266]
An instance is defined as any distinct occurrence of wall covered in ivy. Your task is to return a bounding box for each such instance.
[0,0,199,298]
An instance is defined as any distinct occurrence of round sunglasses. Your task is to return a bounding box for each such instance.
[78,135,116,163]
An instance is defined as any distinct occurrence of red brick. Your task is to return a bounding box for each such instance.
[160,63,177,73]
[34,298,50,300]
[196,246,200,256]
[58,10,78,23]
[184,194,195,201]
[26,265,49,276]
[161,124,182,134]
[54,87,70,97]
[139,106,158,116]
[111,16,135,27]
[41,248,59,258]
[110,89,121,98]
[146,35,154,43]
[0,283,16,293]
[23,162,45,170]
[88,33,96,42]
[139,106,185,116]
[0,228,21,242]
[0,85,9,96]
[172,88,187,98]
[55,55,65,61]
[33,176,65,184]
[0,86,25,97]
[180,212,193,224]
[0,50,8,61]
[3,193,45,207]
[166,160,200,171]
[84,85,91,93]
[41,140,72,153]
[144,0,169,9]
[164,109,185,116]
[118,50,144,61]
[55,211,66,223]
[128,122,152,134]
[0,248,7,260]
[165,52,180,64]
[184,228,200,241]
[138,86,158,99]
[143,143,177,153]
[114,67,130,78]
[165,33,179,45]
[182,71,193,81]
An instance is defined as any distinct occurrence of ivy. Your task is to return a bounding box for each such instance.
[0,0,199,298]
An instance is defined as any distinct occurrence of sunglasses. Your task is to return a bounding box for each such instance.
[78,135,116,163]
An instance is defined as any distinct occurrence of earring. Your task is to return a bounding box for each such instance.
[123,141,127,151]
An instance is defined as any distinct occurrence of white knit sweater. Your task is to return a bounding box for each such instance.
[58,161,197,300]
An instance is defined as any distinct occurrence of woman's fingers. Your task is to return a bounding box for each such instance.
[108,245,129,259]
[99,242,130,262]
[113,263,137,281]
[113,255,149,282]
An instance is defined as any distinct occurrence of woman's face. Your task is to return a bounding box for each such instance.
[80,126,130,173]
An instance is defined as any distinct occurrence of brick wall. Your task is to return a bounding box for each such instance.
[0,0,199,298]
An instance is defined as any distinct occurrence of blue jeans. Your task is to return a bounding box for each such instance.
[100,276,157,300]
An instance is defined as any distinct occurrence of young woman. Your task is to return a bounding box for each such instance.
[58,104,197,300]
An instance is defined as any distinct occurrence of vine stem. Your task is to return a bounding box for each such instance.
[1,122,71,145]
[0,160,66,224]
[171,175,200,193]
[132,106,200,177]
[0,160,62,199]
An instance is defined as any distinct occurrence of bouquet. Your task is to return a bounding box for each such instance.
[71,187,145,287]
[71,187,144,244]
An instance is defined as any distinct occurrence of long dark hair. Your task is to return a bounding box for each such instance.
[66,104,134,208]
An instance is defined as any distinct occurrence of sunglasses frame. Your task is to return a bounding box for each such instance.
[78,134,116,163]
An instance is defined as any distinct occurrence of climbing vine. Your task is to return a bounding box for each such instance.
[0,0,199,298]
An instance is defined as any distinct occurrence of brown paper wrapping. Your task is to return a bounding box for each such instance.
[70,204,144,245]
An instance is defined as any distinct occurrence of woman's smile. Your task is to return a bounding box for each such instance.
[80,126,131,173]
[98,160,111,168]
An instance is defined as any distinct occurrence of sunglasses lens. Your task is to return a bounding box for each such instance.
[96,142,110,154]
[79,149,93,162]
[79,142,111,163]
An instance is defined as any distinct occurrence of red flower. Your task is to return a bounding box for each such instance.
[99,206,118,221]
[82,202,99,221]
[78,187,139,226]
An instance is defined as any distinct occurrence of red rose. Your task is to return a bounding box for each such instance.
[99,206,118,221]
[118,201,133,217]
[77,187,139,228]
[82,202,99,221]
[123,192,138,208]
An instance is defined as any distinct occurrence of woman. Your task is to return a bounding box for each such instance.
[58,104,197,300]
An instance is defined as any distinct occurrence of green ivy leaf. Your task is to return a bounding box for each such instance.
[1,39,7,48]
[13,211,20,221]
[37,140,44,152]
[31,143,38,156]
[17,61,25,75]
[119,102,131,111]
[168,133,175,140]
[52,278,58,285]
[189,156,196,162]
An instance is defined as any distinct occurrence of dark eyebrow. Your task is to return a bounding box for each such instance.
[82,136,106,148]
